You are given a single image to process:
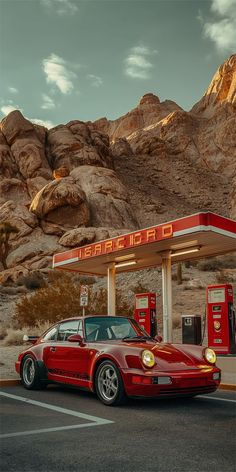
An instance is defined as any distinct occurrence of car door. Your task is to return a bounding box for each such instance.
[44,320,91,387]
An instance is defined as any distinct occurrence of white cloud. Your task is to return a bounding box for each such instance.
[42,53,76,94]
[8,86,18,94]
[41,93,56,110]
[202,0,236,52]
[124,44,156,79]
[87,74,103,87]
[0,101,54,129]
[31,118,55,129]
[41,0,78,16]
[211,0,236,16]
[1,104,22,115]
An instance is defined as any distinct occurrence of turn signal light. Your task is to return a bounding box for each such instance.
[132,376,152,385]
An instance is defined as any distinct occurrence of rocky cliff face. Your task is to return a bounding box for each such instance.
[0,55,235,283]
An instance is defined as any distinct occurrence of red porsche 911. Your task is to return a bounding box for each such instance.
[15,316,221,406]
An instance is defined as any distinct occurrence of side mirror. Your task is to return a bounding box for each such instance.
[67,334,84,345]
[154,335,163,343]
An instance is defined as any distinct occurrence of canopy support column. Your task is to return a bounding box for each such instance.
[161,252,172,342]
[107,264,116,316]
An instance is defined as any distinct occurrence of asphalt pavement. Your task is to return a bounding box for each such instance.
[0,385,236,472]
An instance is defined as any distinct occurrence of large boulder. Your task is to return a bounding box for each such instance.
[1,111,52,180]
[110,138,133,158]
[47,121,113,171]
[30,176,90,229]
[71,165,137,229]
[0,201,38,241]
[0,178,30,206]
[6,228,61,269]
[0,131,19,179]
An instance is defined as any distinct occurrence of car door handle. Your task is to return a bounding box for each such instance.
[50,347,56,352]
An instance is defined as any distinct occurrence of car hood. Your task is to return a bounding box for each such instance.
[96,340,204,371]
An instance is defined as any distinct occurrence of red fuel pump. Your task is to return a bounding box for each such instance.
[134,292,157,337]
[207,284,236,355]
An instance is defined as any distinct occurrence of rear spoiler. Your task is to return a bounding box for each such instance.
[23,335,39,344]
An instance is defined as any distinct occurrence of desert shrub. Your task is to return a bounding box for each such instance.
[130,281,149,294]
[197,258,224,271]
[89,288,133,318]
[2,328,25,346]
[1,321,52,346]
[14,273,83,327]
[216,270,235,284]
[184,260,198,268]
[14,273,134,328]
[197,255,236,272]
[172,315,181,329]
[0,323,8,340]
[21,271,47,290]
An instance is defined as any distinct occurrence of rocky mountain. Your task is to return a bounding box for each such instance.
[0,54,235,285]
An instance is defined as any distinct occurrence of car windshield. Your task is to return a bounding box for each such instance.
[84,316,147,341]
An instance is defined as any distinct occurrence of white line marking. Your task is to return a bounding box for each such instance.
[198,395,236,404]
[0,422,108,439]
[0,391,113,439]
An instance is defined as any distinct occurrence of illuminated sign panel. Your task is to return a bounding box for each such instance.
[208,288,225,304]
[75,224,173,261]
[136,296,149,309]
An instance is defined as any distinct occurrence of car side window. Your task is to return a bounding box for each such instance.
[57,320,79,341]
[43,327,58,341]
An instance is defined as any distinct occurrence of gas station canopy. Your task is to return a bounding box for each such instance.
[53,212,236,342]
[53,212,236,275]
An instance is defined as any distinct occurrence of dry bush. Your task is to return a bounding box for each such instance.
[0,323,8,340]
[183,279,204,290]
[14,272,133,328]
[130,282,149,294]
[172,315,181,329]
[197,255,236,272]
[21,271,47,290]
[89,288,133,318]
[14,273,82,327]
[0,286,27,295]
[2,328,25,346]
[1,321,52,346]
[216,270,235,284]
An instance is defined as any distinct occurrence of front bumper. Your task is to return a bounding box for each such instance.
[121,367,221,398]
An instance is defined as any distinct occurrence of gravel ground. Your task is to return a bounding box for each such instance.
[0,343,25,379]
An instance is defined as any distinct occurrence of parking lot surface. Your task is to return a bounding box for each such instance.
[0,385,235,472]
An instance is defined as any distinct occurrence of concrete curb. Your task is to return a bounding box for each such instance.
[0,379,235,390]
[219,383,236,391]
[0,379,21,387]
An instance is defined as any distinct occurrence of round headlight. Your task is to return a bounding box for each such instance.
[142,350,155,368]
[204,348,216,364]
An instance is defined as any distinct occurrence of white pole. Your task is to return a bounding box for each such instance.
[161,252,172,342]
[107,264,116,316]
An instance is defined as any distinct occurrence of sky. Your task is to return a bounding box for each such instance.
[0,0,235,128]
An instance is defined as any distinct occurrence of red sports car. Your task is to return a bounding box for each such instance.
[15,316,221,406]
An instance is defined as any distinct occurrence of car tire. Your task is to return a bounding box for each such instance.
[21,355,46,390]
[95,360,127,406]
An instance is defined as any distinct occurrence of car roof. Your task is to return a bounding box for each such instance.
[57,315,129,323]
